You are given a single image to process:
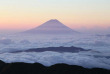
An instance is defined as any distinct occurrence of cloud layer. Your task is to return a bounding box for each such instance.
[0,51,110,69]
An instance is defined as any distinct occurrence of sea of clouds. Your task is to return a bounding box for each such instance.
[0,51,110,69]
[0,33,110,69]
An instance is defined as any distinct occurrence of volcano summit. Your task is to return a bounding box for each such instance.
[23,19,78,35]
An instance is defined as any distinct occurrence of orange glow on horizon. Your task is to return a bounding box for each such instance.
[0,0,110,30]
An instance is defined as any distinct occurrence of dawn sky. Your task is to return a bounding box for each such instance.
[0,0,110,31]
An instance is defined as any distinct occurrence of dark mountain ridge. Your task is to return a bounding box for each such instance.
[0,60,110,74]
[10,46,91,53]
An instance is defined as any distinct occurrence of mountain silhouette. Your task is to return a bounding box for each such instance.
[1,60,110,74]
[23,19,78,34]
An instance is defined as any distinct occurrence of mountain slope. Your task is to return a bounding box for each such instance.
[23,19,78,34]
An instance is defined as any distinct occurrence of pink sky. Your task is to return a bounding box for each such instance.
[0,0,110,31]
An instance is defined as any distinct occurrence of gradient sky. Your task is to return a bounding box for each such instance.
[0,0,110,31]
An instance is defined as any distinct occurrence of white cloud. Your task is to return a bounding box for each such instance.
[0,52,110,69]
[0,38,14,45]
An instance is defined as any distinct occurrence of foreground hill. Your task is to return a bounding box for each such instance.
[0,60,110,74]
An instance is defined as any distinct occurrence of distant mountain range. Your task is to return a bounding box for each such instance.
[23,19,78,35]
[10,46,91,53]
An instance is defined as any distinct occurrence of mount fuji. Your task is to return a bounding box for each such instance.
[23,19,78,35]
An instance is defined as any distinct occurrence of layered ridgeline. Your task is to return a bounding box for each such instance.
[23,19,78,34]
